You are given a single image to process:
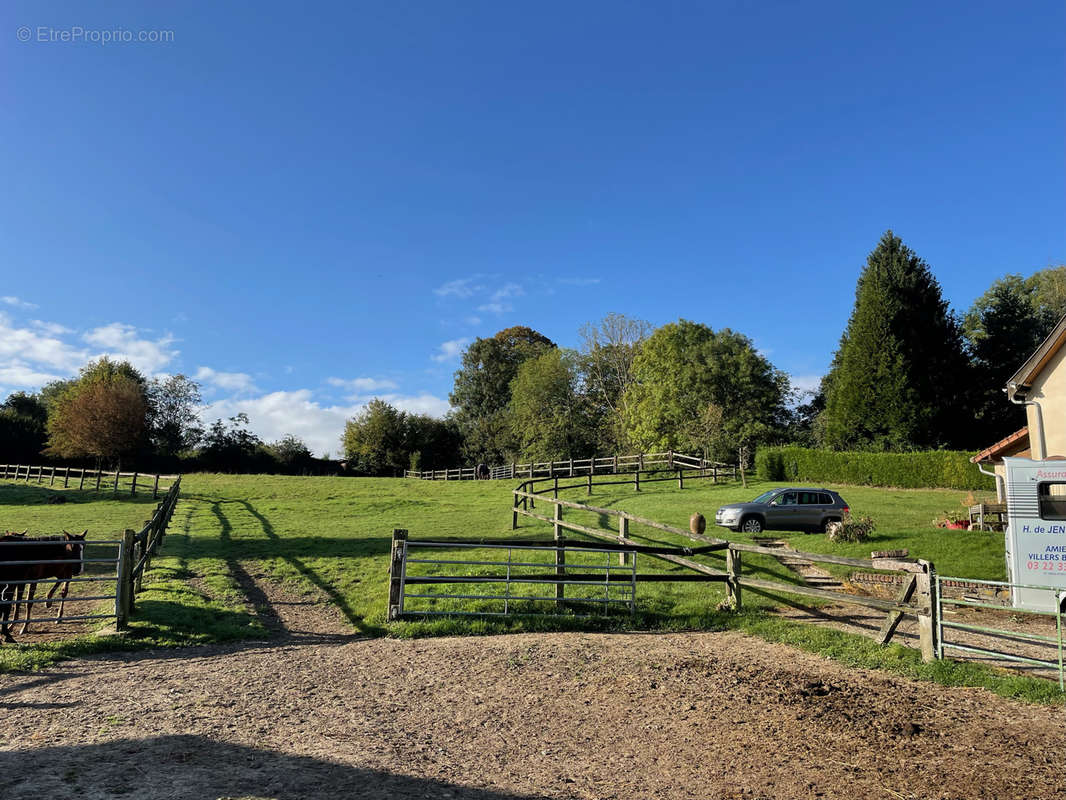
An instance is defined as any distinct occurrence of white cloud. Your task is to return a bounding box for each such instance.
[1,296,39,310]
[434,278,482,298]
[326,376,399,393]
[432,338,470,363]
[0,312,88,374]
[83,323,178,375]
[492,282,525,300]
[790,373,823,396]
[477,302,511,315]
[0,361,65,387]
[200,389,451,457]
[465,316,482,326]
[30,320,73,336]
[195,366,257,393]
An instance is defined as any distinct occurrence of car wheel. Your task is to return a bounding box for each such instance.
[740,517,763,534]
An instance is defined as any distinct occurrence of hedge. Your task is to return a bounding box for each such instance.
[755,446,994,491]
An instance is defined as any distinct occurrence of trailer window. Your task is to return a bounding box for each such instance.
[1038,482,1066,520]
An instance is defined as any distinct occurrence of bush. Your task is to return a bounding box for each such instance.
[755,446,993,490]
[826,512,875,543]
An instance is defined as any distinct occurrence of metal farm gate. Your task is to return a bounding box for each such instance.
[0,537,125,633]
[936,575,1065,690]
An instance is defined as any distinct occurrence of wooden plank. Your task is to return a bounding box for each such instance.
[739,576,915,615]
[876,573,917,645]
[388,529,408,620]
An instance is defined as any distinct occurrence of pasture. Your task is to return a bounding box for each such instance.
[3,472,1046,698]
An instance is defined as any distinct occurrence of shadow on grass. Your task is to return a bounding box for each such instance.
[0,482,163,507]
[209,499,384,636]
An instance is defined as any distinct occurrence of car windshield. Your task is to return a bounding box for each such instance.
[750,490,778,504]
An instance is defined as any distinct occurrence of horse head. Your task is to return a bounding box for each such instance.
[62,530,88,576]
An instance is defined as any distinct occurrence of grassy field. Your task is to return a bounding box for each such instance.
[4,472,1061,703]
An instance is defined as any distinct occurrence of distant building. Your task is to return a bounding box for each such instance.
[972,313,1066,500]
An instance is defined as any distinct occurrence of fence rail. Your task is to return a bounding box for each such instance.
[0,463,179,499]
[404,451,737,482]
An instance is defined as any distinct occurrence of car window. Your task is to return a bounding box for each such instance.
[752,490,777,504]
[777,492,797,505]
[818,492,832,504]
[799,491,819,504]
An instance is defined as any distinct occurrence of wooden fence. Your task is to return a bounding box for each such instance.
[0,463,179,499]
[405,451,738,482]
[509,473,940,661]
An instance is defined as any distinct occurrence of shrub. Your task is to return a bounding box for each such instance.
[826,512,875,543]
[754,446,993,490]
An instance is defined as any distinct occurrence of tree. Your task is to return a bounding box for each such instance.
[509,349,596,461]
[199,413,265,471]
[449,326,556,462]
[147,374,203,457]
[821,231,971,451]
[403,414,463,471]
[0,392,48,462]
[577,313,651,451]
[268,434,314,471]
[622,320,790,458]
[342,399,409,476]
[44,359,149,466]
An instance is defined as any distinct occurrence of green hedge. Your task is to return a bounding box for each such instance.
[755,446,993,491]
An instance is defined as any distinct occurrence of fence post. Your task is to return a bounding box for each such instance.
[554,505,565,607]
[569,458,574,477]
[116,529,135,629]
[619,515,629,565]
[587,472,593,496]
[553,476,559,499]
[512,490,520,530]
[78,469,85,490]
[113,468,120,495]
[153,474,160,500]
[388,529,408,620]
[916,560,938,663]
[677,469,684,490]
[49,467,56,486]
[613,454,619,473]
[634,470,640,492]
[95,469,102,492]
[131,473,138,496]
[726,547,742,610]
[511,462,516,480]
[713,464,718,484]
[668,450,674,469]
[638,453,644,471]
[64,467,71,488]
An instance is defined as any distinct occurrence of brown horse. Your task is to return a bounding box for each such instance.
[16,530,87,634]
[0,531,27,643]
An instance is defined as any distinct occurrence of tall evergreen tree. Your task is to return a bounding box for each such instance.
[821,231,971,451]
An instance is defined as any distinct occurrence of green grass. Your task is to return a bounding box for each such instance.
[1,472,1060,704]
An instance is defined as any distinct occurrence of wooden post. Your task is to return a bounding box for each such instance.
[116,529,136,629]
[569,458,574,477]
[549,460,555,479]
[36,466,43,484]
[613,454,619,473]
[915,561,937,663]
[634,470,640,492]
[638,452,645,471]
[78,469,85,490]
[153,474,160,500]
[64,467,70,488]
[512,491,520,530]
[619,515,629,565]
[554,505,565,606]
[49,467,56,486]
[668,450,674,469]
[113,468,120,495]
[388,529,408,620]
[677,469,684,490]
[713,464,718,484]
[726,547,742,609]
[587,472,593,496]
[131,473,138,496]
[134,527,147,593]
[553,476,559,499]
[511,462,516,480]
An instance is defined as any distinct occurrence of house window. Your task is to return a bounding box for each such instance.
[1038,482,1066,520]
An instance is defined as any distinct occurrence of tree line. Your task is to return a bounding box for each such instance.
[4,231,1062,476]
[345,231,1066,475]
[0,360,324,474]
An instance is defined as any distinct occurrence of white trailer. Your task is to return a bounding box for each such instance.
[1003,456,1066,611]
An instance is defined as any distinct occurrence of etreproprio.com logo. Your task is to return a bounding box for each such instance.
[16,25,175,44]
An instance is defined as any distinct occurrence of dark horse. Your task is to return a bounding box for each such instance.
[16,531,87,635]
[0,531,86,641]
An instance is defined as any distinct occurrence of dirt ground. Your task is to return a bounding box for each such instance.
[1,576,1064,800]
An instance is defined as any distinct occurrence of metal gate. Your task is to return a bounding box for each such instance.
[936,575,1065,690]
[389,536,639,619]
[0,537,124,634]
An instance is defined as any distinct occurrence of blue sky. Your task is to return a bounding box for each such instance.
[2,0,1063,455]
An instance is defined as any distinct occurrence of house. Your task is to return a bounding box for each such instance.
[971,312,1066,500]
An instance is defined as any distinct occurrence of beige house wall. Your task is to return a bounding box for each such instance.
[1026,342,1066,459]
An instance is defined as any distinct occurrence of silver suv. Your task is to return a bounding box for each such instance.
[715,488,849,534]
